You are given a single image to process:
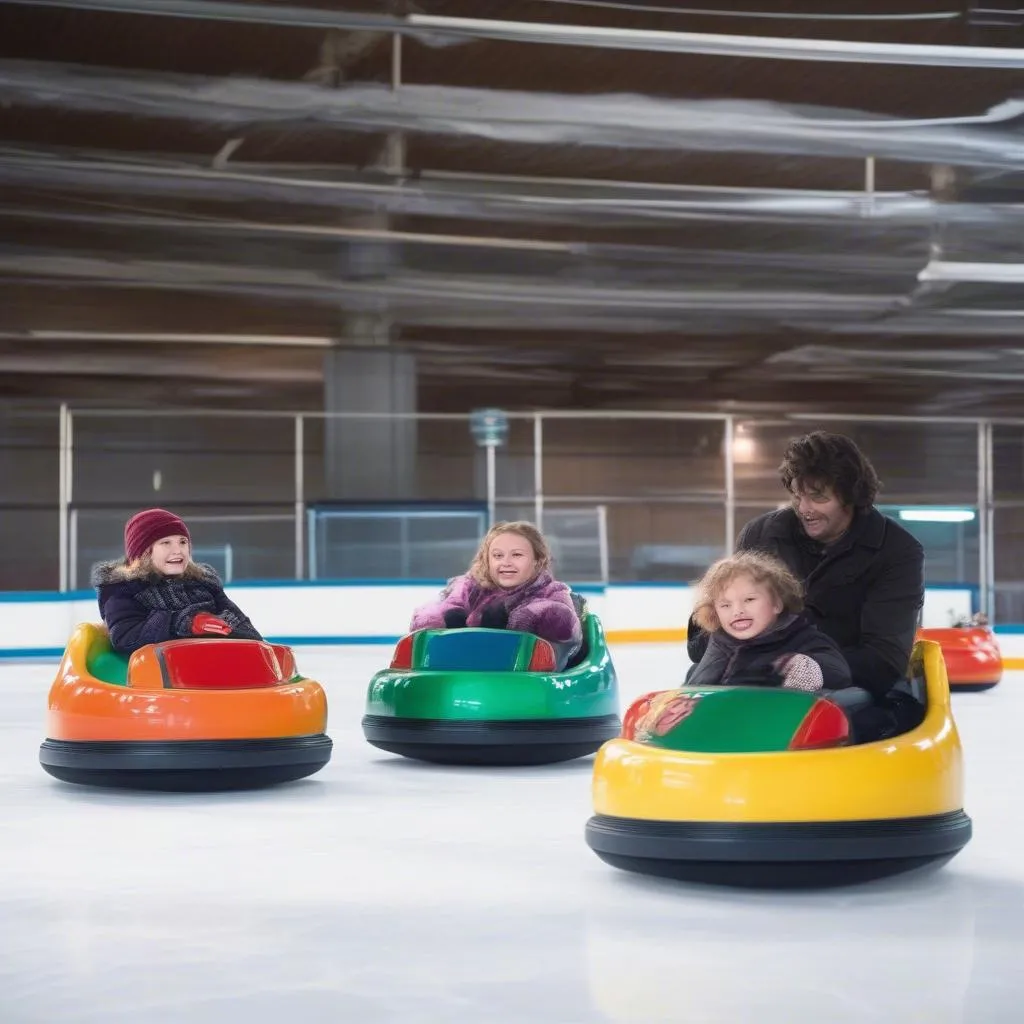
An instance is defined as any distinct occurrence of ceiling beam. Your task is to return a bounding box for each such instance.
[6,0,1024,68]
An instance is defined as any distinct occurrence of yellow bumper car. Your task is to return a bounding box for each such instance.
[585,640,971,887]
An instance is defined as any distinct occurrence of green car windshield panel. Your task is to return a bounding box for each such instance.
[420,630,527,672]
[641,687,821,753]
[367,615,618,722]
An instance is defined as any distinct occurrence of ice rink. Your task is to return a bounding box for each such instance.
[1,645,1020,1024]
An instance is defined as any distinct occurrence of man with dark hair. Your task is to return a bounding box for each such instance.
[687,431,925,738]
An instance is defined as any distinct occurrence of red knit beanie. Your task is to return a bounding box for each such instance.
[124,508,191,563]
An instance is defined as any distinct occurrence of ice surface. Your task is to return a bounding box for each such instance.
[0,644,1020,1023]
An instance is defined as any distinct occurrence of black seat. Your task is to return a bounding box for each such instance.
[562,591,589,670]
[821,686,875,716]
[822,655,927,744]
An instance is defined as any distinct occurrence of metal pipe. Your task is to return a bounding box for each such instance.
[391,32,402,91]
[919,260,1024,284]
[984,421,996,620]
[977,420,989,618]
[597,504,610,585]
[533,413,544,530]
[185,514,294,522]
[295,414,305,580]
[0,148,918,202]
[785,412,986,425]
[307,507,317,581]
[724,415,736,555]
[864,156,875,216]
[7,1,1023,68]
[0,209,576,252]
[486,444,497,528]
[495,493,727,505]
[385,31,406,179]
[61,407,1013,427]
[538,0,961,21]
[407,13,1024,69]
[58,403,70,592]
[69,508,78,591]
[10,330,334,347]
[6,0,402,32]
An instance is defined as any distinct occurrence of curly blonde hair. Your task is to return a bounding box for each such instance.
[692,551,804,633]
[467,521,552,588]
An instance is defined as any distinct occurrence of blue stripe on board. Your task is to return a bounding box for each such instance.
[0,647,65,659]
[0,580,609,599]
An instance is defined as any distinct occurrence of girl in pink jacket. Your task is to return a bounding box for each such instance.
[410,521,583,652]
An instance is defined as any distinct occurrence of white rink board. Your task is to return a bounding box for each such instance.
[0,582,975,657]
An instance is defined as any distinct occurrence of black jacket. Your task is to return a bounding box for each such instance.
[93,560,262,655]
[688,507,923,698]
[687,613,851,690]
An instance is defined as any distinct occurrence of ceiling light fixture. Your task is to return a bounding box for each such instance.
[898,508,976,523]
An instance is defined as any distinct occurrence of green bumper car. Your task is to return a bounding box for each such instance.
[362,605,620,766]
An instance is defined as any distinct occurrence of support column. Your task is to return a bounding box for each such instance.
[321,30,412,501]
[324,340,416,500]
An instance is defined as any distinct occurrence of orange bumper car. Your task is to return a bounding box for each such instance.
[917,625,1002,691]
[40,623,332,790]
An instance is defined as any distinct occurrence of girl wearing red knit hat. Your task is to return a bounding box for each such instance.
[92,508,261,655]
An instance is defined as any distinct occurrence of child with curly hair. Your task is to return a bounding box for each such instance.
[687,550,851,692]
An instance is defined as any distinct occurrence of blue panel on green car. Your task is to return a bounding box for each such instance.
[422,629,526,672]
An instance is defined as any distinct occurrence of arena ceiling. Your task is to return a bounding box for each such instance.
[0,0,1022,415]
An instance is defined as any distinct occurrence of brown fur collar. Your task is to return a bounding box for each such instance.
[91,558,222,588]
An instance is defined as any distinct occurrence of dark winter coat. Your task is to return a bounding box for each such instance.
[688,507,924,698]
[687,613,852,690]
[92,560,262,655]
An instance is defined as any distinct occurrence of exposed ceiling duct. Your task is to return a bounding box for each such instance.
[0,0,1022,414]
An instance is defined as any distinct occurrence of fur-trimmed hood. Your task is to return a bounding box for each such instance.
[92,557,262,654]
[90,558,223,589]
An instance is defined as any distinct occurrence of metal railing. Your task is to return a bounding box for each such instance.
[5,404,1023,618]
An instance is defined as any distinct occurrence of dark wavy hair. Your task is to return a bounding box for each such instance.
[778,431,880,509]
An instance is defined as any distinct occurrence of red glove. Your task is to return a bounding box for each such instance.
[192,612,232,636]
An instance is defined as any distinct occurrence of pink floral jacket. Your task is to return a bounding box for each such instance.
[410,570,582,647]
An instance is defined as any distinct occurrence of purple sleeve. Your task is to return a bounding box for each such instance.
[410,576,474,632]
[507,587,583,646]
